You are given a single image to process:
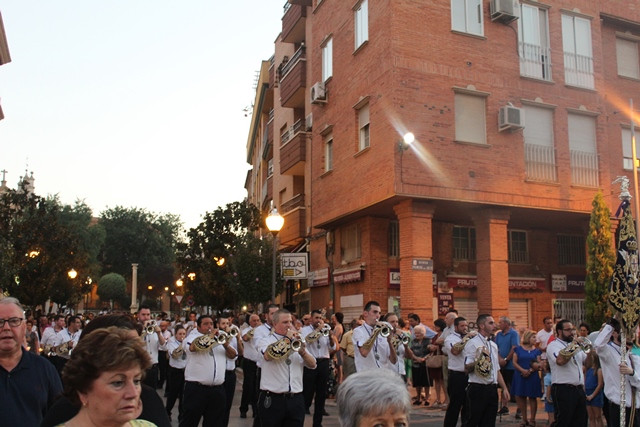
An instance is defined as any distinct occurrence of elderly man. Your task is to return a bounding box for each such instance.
[352,300,397,372]
[240,313,262,419]
[257,309,316,427]
[464,314,510,427]
[0,297,62,426]
[494,315,519,416]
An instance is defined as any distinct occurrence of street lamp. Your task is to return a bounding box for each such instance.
[67,269,78,279]
[266,207,284,302]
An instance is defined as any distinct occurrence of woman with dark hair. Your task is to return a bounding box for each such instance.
[41,315,171,427]
[427,318,448,408]
[56,327,153,426]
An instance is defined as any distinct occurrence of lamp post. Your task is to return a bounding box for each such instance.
[265,207,284,303]
[130,263,138,314]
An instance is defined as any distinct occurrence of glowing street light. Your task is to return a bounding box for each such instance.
[67,269,78,279]
[266,207,284,302]
[213,256,225,267]
[176,279,184,287]
[187,272,196,281]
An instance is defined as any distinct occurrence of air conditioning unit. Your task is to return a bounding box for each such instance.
[305,113,313,131]
[310,81,327,104]
[498,105,525,132]
[490,0,519,23]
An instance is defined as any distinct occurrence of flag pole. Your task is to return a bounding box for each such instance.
[631,98,639,233]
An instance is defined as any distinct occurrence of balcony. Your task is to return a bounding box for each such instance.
[525,143,557,182]
[282,2,308,44]
[570,149,598,187]
[279,46,306,108]
[564,52,594,89]
[261,175,273,207]
[279,203,306,245]
[280,119,309,175]
[519,42,552,81]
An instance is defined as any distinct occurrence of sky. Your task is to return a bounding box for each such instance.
[0,1,283,230]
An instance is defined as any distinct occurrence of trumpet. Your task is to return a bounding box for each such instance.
[229,325,240,337]
[321,324,331,337]
[245,328,255,339]
[215,331,230,344]
[391,333,410,349]
[362,321,393,350]
[559,337,592,358]
[144,320,157,335]
[452,331,477,352]
[291,336,305,352]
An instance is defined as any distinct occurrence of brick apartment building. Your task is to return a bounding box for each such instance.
[245,0,640,329]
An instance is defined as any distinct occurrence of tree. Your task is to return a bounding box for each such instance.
[97,273,127,309]
[100,207,181,302]
[226,233,275,307]
[585,191,615,329]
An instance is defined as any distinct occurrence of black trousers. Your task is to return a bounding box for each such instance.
[303,358,330,427]
[607,401,640,427]
[165,366,185,419]
[222,369,237,427]
[240,358,258,415]
[158,350,169,387]
[180,381,226,427]
[252,368,262,427]
[257,391,305,427]
[444,370,469,427]
[466,383,499,427]
[143,364,159,389]
[550,384,587,427]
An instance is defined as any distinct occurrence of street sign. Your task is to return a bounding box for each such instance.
[175,295,183,304]
[281,253,308,279]
[186,296,195,307]
[411,258,433,271]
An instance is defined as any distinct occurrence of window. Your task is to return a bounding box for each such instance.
[557,234,586,266]
[453,226,476,261]
[322,37,333,82]
[342,224,361,262]
[568,113,598,187]
[622,127,640,170]
[451,0,483,36]
[617,37,640,79]
[388,221,399,257]
[562,14,594,88]
[267,158,274,177]
[454,93,486,144]
[508,230,529,263]
[354,0,368,49]
[358,104,370,150]
[518,4,551,80]
[324,133,333,172]
[523,105,556,182]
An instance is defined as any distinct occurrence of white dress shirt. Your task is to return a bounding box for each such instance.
[58,328,81,359]
[166,336,187,370]
[257,332,315,393]
[226,337,239,371]
[387,341,406,376]
[593,324,640,407]
[547,338,586,386]
[41,326,64,348]
[300,325,335,360]
[183,329,230,386]
[443,332,466,372]
[464,334,500,384]
[241,326,260,362]
[159,330,172,351]
[352,323,392,372]
[536,329,553,351]
[253,323,273,368]
[143,330,161,364]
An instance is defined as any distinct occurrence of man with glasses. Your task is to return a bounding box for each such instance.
[547,319,588,426]
[0,297,62,426]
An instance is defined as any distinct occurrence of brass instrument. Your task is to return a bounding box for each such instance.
[144,320,157,335]
[321,324,331,337]
[391,333,410,349]
[44,340,73,357]
[245,328,255,339]
[362,321,393,350]
[266,336,293,359]
[192,330,228,351]
[559,337,592,358]
[229,325,240,337]
[171,345,185,359]
[474,345,493,378]
[452,331,477,352]
[215,331,230,344]
[291,336,305,352]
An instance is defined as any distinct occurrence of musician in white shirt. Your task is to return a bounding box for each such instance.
[239,314,262,419]
[352,301,397,372]
[165,325,187,420]
[443,316,469,427]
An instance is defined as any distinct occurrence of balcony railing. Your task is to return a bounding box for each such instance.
[564,52,594,89]
[281,119,305,145]
[525,143,557,182]
[519,42,552,81]
[281,193,305,214]
[280,45,305,80]
[570,149,598,187]
[509,250,529,264]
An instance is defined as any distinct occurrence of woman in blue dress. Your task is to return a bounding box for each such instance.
[511,330,542,427]
[584,352,604,427]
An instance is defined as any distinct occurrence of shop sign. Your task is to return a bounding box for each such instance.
[280,253,308,279]
[447,275,545,290]
[389,269,400,289]
[334,266,364,285]
[438,292,454,315]
[308,268,329,288]
[551,274,585,292]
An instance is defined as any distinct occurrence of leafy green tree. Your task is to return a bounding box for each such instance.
[97,273,127,309]
[585,191,615,329]
[100,207,181,301]
[227,233,275,307]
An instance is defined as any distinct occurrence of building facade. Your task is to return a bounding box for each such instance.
[245,0,640,329]
[0,10,11,120]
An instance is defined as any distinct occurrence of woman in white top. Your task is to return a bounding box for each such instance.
[165,325,187,420]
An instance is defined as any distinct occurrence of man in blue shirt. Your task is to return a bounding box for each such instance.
[0,297,62,426]
[494,315,519,416]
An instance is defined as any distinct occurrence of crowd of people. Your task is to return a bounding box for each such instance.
[4,294,640,427]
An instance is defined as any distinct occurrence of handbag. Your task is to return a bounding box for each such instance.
[425,354,444,368]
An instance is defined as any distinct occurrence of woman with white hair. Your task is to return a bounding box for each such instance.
[336,369,411,427]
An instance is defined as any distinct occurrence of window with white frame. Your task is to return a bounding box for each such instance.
[562,14,594,88]
[453,226,476,261]
[342,224,361,262]
[324,133,333,172]
[617,37,640,80]
[358,103,370,150]
[451,0,483,36]
[518,4,551,80]
[557,234,585,266]
[388,221,399,257]
[267,158,274,177]
[568,113,598,187]
[523,105,556,182]
[508,230,529,263]
[454,92,486,144]
[622,127,640,170]
[322,37,333,82]
[354,0,368,49]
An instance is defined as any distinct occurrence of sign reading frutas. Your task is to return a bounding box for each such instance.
[280,253,308,279]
